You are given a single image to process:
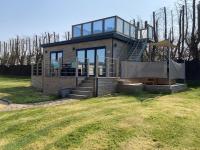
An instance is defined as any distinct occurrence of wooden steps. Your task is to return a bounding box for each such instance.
[69,77,94,99]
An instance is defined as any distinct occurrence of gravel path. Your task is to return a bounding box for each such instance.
[0,99,78,112]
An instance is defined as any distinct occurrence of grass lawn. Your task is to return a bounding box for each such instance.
[0,76,57,104]
[0,76,200,150]
[0,79,200,150]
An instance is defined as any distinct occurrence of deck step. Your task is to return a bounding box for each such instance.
[72,90,93,96]
[80,83,93,87]
[82,80,94,83]
[69,77,95,99]
[76,87,93,91]
[68,94,89,99]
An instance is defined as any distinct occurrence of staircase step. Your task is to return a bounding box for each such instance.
[86,77,95,81]
[80,83,93,87]
[70,77,95,99]
[69,94,89,99]
[82,80,94,83]
[76,87,93,91]
[72,90,93,96]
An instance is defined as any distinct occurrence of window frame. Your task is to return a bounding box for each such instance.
[82,22,92,36]
[50,51,63,69]
[104,17,116,32]
[72,25,82,38]
[93,20,103,34]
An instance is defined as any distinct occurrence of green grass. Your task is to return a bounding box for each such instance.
[0,76,57,104]
[0,76,200,149]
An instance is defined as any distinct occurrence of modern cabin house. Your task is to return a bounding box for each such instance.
[32,16,185,98]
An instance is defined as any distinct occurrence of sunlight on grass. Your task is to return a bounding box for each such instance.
[0,76,200,149]
[0,104,6,110]
[0,76,57,104]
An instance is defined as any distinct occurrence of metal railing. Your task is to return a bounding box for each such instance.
[35,57,120,78]
[32,62,43,76]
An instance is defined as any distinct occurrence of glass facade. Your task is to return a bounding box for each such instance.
[124,22,130,36]
[83,23,92,36]
[73,25,82,38]
[77,48,106,76]
[50,51,63,69]
[104,17,115,32]
[93,20,103,34]
[116,18,123,33]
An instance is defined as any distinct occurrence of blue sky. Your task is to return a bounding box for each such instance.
[0,0,176,41]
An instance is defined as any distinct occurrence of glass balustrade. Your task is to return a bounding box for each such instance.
[72,16,137,39]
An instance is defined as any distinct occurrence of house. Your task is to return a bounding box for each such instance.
[32,16,185,98]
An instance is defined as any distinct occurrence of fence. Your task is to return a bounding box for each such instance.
[121,60,185,80]
[0,65,31,76]
[121,61,168,78]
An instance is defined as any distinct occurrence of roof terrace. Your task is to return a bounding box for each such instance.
[72,16,154,40]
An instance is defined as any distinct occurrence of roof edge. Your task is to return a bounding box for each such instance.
[41,32,136,48]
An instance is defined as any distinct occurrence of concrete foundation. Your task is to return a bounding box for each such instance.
[117,83,144,93]
[31,76,43,90]
[144,84,187,93]
[97,77,119,96]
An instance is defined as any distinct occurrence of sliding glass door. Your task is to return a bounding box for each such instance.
[77,50,86,76]
[87,49,95,76]
[77,47,106,77]
[97,48,106,76]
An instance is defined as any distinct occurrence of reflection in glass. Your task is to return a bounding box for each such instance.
[50,52,63,69]
[83,23,92,36]
[73,25,82,37]
[97,48,106,76]
[93,20,103,34]
[87,50,95,76]
[116,18,123,33]
[104,17,115,32]
[77,50,86,76]
[124,22,130,36]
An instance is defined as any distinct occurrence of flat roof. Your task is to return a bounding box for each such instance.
[41,32,135,48]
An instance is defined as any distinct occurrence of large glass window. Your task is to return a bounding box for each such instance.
[77,50,86,76]
[50,51,63,69]
[97,48,106,76]
[73,25,82,37]
[77,48,106,77]
[87,50,95,76]
[93,20,103,34]
[83,23,92,36]
[124,22,130,36]
[104,17,115,32]
[116,18,123,33]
